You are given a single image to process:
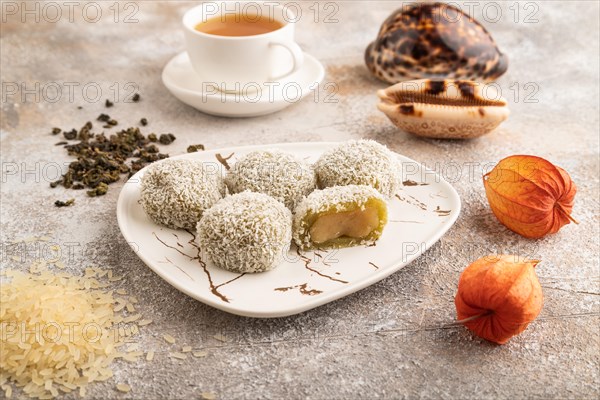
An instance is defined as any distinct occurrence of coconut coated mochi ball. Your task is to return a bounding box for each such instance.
[140,158,225,229]
[197,191,292,273]
[224,150,316,210]
[314,140,401,198]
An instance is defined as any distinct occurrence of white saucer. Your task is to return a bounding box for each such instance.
[162,51,325,117]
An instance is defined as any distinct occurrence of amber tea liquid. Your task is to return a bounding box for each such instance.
[195,14,283,37]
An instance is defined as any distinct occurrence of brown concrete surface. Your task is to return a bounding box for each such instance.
[1,1,599,399]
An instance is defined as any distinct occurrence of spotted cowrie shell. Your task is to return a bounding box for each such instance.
[365,3,508,84]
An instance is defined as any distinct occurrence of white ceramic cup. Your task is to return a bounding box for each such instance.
[183,2,304,93]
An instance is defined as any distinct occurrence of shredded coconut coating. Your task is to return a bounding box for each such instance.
[225,150,316,210]
[140,159,225,230]
[293,185,388,250]
[197,191,292,273]
[314,140,401,198]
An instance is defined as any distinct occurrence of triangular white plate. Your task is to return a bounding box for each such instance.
[117,142,461,317]
[162,52,325,117]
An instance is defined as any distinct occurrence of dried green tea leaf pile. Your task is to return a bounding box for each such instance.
[50,104,176,198]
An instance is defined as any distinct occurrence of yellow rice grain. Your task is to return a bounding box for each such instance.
[2,384,13,398]
[146,351,155,361]
[122,351,143,362]
[116,383,131,393]
[163,334,176,344]
[213,334,228,342]
[123,314,141,323]
[170,352,187,360]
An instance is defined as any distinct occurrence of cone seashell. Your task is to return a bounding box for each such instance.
[365,3,508,83]
[377,79,509,139]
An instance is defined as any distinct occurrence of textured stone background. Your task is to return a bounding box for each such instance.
[1,1,599,399]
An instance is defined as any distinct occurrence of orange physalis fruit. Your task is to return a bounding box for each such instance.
[483,155,577,239]
[455,255,543,345]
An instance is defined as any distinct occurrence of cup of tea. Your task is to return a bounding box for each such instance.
[183,2,305,93]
